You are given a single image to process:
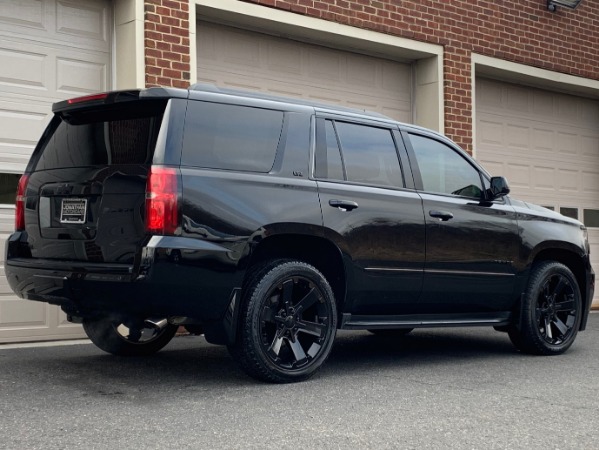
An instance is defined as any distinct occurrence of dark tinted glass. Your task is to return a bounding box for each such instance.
[584,209,599,227]
[334,122,403,187]
[324,120,344,180]
[410,134,482,198]
[560,207,578,220]
[182,101,283,172]
[0,173,20,204]
[35,103,164,170]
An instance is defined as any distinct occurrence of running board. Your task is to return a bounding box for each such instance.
[340,312,512,330]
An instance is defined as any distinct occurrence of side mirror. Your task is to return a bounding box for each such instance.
[488,176,510,200]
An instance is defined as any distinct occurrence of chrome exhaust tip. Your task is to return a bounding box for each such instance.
[144,318,169,329]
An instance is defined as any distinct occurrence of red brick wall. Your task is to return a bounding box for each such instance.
[145,0,599,152]
[144,0,191,89]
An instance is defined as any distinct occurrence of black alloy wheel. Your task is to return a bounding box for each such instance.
[229,260,337,383]
[509,261,582,355]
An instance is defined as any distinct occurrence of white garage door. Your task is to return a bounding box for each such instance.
[476,77,599,306]
[0,0,112,343]
[196,21,413,123]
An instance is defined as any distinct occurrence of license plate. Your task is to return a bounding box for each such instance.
[60,198,87,224]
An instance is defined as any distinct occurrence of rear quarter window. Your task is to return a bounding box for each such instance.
[181,101,284,172]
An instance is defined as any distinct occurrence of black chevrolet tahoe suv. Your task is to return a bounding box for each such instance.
[5,85,594,383]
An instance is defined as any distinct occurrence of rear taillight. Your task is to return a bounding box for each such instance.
[15,174,29,231]
[145,167,179,235]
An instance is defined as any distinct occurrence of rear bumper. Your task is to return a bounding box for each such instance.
[4,233,245,335]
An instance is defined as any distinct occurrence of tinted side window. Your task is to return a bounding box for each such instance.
[409,134,483,198]
[334,122,403,187]
[182,101,284,172]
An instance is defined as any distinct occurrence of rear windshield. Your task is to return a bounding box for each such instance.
[33,101,166,170]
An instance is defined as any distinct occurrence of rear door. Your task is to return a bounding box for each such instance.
[315,117,425,315]
[23,95,172,266]
[403,130,520,313]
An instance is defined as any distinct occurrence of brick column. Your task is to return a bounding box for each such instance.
[144,0,191,88]
[444,46,473,153]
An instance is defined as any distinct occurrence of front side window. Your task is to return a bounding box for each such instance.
[409,134,483,199]
[182,101,284,172]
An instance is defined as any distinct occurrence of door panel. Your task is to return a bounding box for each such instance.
[419,194,519,312]
[405,131,519,313]
[319,181,425,314]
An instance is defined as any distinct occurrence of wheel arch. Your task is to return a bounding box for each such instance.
[245,234,347,316]
[531,247,589,330]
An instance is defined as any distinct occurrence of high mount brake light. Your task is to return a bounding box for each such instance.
[145,167,179,235]
[15,174,29,231]
[67,93,109,104]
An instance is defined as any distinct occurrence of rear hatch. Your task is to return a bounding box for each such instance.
[22,91,172,265]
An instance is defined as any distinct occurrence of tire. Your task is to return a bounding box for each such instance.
[83,317,178,356]
[229,260,337,383]
[368,328,414,337]
[508,261,582,355]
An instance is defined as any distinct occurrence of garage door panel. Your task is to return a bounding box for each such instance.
[556,131,578,155]
[581,135,599,157]
[506,124,531,149]
[478,119,503,147]
[197,21,412,122]
[0,0,110,52]
[557,95,580,122]
[532,128,554,152]
[56,56,108,95]
[0,0,46,32]
[0,101,50,173]
[1,297,48,326]
[267,42,302,74]
[532,91,553,116]
[506,84,529,112]
[382,60,412,93]
[505,163,531,189]
[558,169,580,192]
[582,171,599,193]
[532,166,556,191]
[56,0,108,43]
[0,38,109,103]
[0,45,47,91]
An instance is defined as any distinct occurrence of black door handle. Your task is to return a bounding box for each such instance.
[429,210,454,221]
[329,199,359,211]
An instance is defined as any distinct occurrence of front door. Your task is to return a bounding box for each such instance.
[405,132,520,313]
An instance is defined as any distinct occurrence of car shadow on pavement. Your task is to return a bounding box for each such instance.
[2,327,525,394]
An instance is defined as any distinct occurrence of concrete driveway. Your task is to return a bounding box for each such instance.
[1,314,598,449]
